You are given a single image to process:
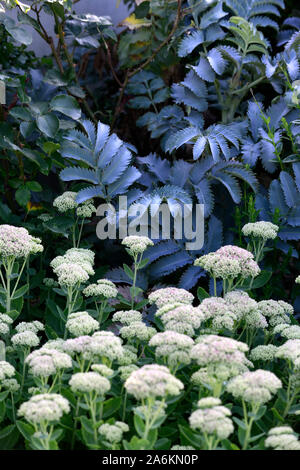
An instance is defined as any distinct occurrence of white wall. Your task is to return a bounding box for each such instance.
[8,1,130,56]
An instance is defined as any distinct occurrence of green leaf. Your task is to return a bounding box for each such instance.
[197,287,210,301]
[4,20,32,45]
[123,264,134,280]
[25,181,42,192]
[12,283,29,300]
[102,397,122,419]
[134,414,145,438]
[179,424,202,448]
[240,270,272,290]
[36,114,59,138]
[0,424,19,450]
[15,186,30,207]
[123,436,152,450]
[9,107,32,121]
[16,420,35,441]
[50,95,81,120]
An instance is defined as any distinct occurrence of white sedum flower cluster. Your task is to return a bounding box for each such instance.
[18,393,70,424]
[149,331,194,366]
[53,191,96,218]
[189,397,234,440]
[15,321,44,334]
[257,300,294,327]
[69,372,111,394]
[250,345,278,362]
[155,303,204,336]
[26,348,72,377]
[226,369,282,405]
[125,364,184,400]
[11,331,40,348]
[51,248,95,287]
[53,191,78,212]
[120,321,156,342]
[76,199,96,218]
[121,236,153,255]
[242,221,279,240]
[148,287,194,308]
[273,324,300,340]
[199,297,237,331]
[190,335,252,387]
[98,421,129,444]
[0,314,13,336]
[66,311,99,337]
[0,225,43,259]
[0,361,15,381]
[83,279,118,299]
[265,426,300,450]
[275,339,300,370]
[195,245,260,280]
[112,310,142,325]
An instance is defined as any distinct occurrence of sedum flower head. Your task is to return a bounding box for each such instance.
[53,192,77,213]
[121,236,153,255]
[226,369,282,404]
[125,364,184,400]
[156,303,204,337]
[98,422,129,444]
[15,321,44,334]
[224,290,257,321]
[0,314,13,325]
[11,331,40,348]
[26,348,72,377]
[118,345,138,366]
[0,361,15,381]
[43,339,66,352]
[257,300,294,327]
[118,364,139,381]
[149,331,194,366]
[0,224,43,259]
[265,426,300,450]
[191,335,251,369]
[273,324,300,340]
[195,245,260,280]
[91,364,114,377]
[83,279,118,299]
[120,321,156,342]
[189,397,234,440]
[112,310,142,325]
[199,297,237,331]
[66,311,99,337]
[250,345,278,362]
[242,221,279,240]
[54,262,90,287]
[65,248,95,265]
[88,331,124,362]
[69,372,110,394]
[275,339,300,370]
[2,378,20,392]
[64,335,92,356]
[18,393,70,424]
[148,287,194,308]
[43,278,59,288]
[0,322,9,336]
[76,199,96,218]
